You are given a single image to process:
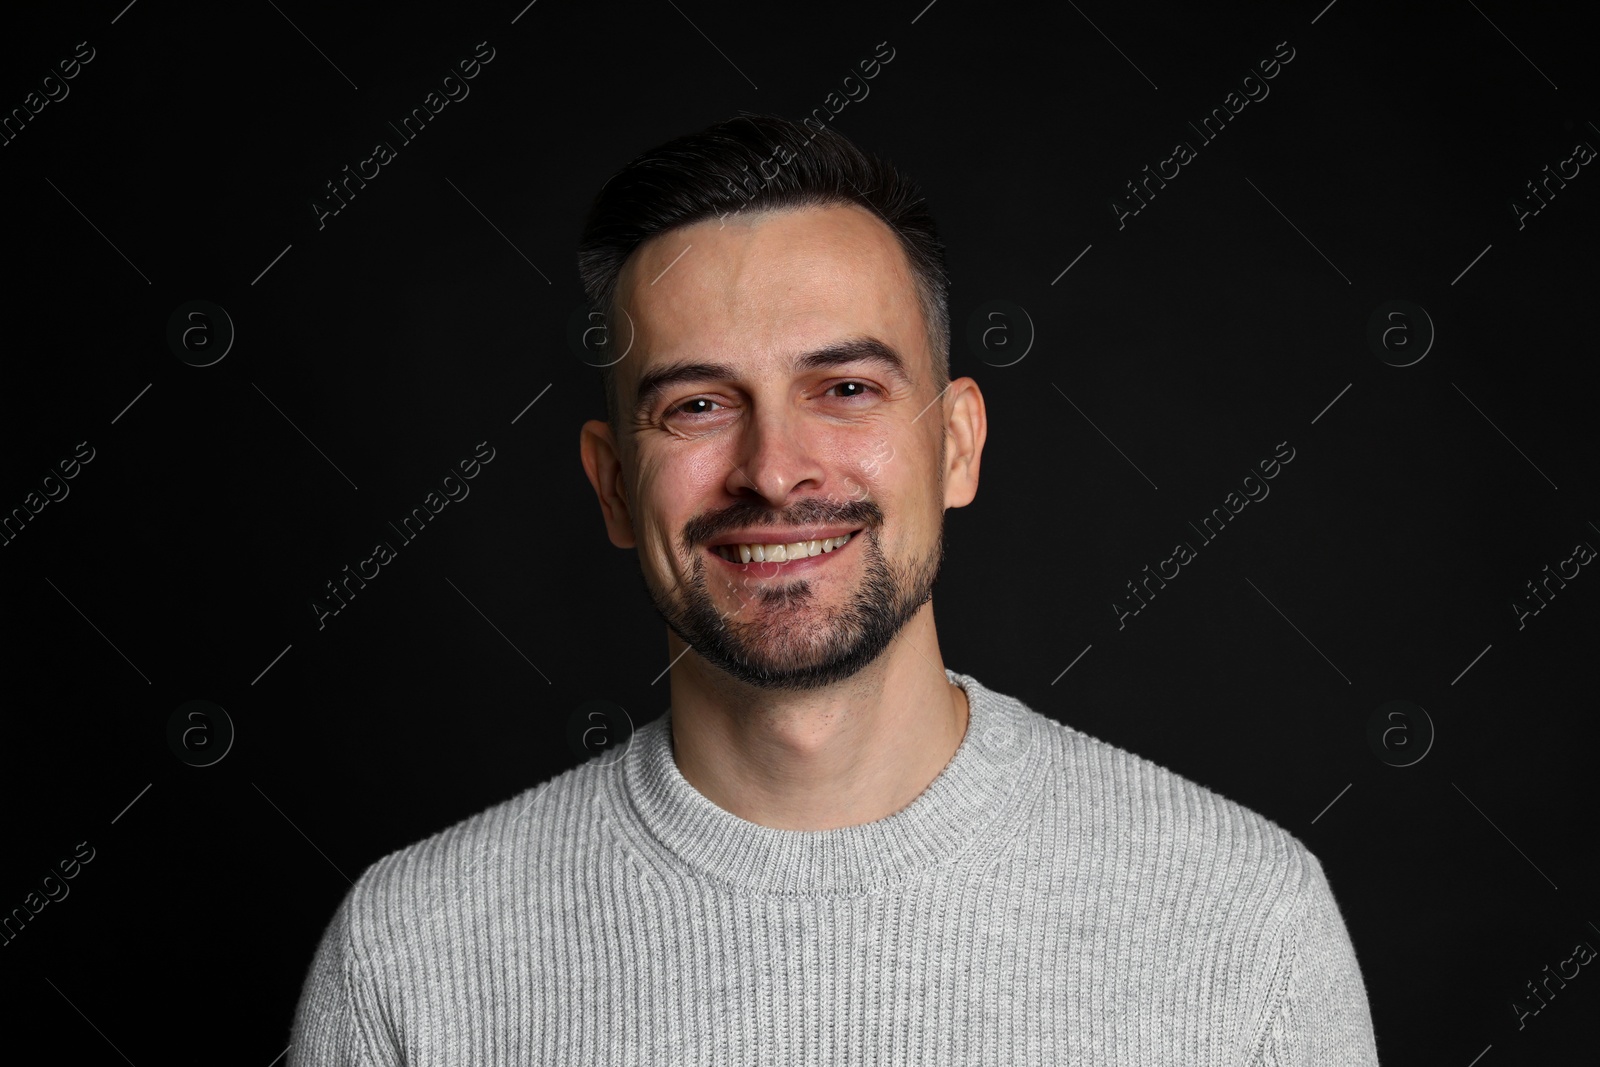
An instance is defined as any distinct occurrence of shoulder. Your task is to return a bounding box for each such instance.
[961,675,1376,1059]
[336,749,623,954]
[289,753,630,1064]
[1023,702,1325,919]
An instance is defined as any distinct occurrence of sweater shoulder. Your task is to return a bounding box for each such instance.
[341,747,623,925]
[294,750,631,1052]
[1027,709,1322,913]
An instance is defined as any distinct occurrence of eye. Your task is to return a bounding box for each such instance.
[826,380,882,401]
[667,397,725,419]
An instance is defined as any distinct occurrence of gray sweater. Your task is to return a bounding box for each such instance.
[289,669,1380,1065]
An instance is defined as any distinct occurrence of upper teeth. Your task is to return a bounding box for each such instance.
[715,531,854,563]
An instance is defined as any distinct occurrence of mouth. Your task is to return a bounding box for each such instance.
[707,528,864,572]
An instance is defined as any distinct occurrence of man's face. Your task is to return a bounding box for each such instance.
[589,203,957,692]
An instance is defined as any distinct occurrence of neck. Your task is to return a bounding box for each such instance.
[666,605,969,831]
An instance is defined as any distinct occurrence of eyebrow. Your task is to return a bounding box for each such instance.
[630,336,914,423]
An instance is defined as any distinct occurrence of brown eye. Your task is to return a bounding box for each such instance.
[667,398,725,419]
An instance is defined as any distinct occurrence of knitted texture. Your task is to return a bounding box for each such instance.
[289,669,1380,1065]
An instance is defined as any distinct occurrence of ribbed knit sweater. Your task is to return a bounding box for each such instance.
[289,669,1380,1065]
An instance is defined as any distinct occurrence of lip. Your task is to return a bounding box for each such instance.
[707,528,862,572]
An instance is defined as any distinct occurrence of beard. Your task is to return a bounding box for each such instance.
[641,519,946,692]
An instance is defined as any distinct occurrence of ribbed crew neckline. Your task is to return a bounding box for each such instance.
[620,668,1045,895]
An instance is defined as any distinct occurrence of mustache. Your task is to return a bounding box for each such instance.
[686,500,882,548]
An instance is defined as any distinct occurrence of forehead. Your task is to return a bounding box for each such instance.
[614,202,926,395]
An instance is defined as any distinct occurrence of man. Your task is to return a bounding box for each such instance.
[289,113,1381,1064]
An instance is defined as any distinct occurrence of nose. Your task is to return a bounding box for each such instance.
[722,403,829,509]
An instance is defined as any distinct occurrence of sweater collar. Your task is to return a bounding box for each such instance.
[620,669,1045,895]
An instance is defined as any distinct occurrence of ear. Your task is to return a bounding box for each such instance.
[941,377,986,509]
[580,420,637,548]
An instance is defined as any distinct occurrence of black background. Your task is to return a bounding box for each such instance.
[2,0,1596,1063]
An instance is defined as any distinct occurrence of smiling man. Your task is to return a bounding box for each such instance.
[288,114,1380,1065]
[580,185,974,833]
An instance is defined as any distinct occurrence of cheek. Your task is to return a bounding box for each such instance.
[885,445,944,531]
[682,448,738,488]
[641,509,689,571]
[634,474,708,569]
[639,442,728,495]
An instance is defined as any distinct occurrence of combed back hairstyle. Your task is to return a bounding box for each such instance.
[576,112,950,433]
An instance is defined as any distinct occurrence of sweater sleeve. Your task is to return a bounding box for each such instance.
[287,890,401,1067]
[1250,850,1381,1066]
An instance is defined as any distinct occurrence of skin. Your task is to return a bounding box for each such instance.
[579,202,986,831]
